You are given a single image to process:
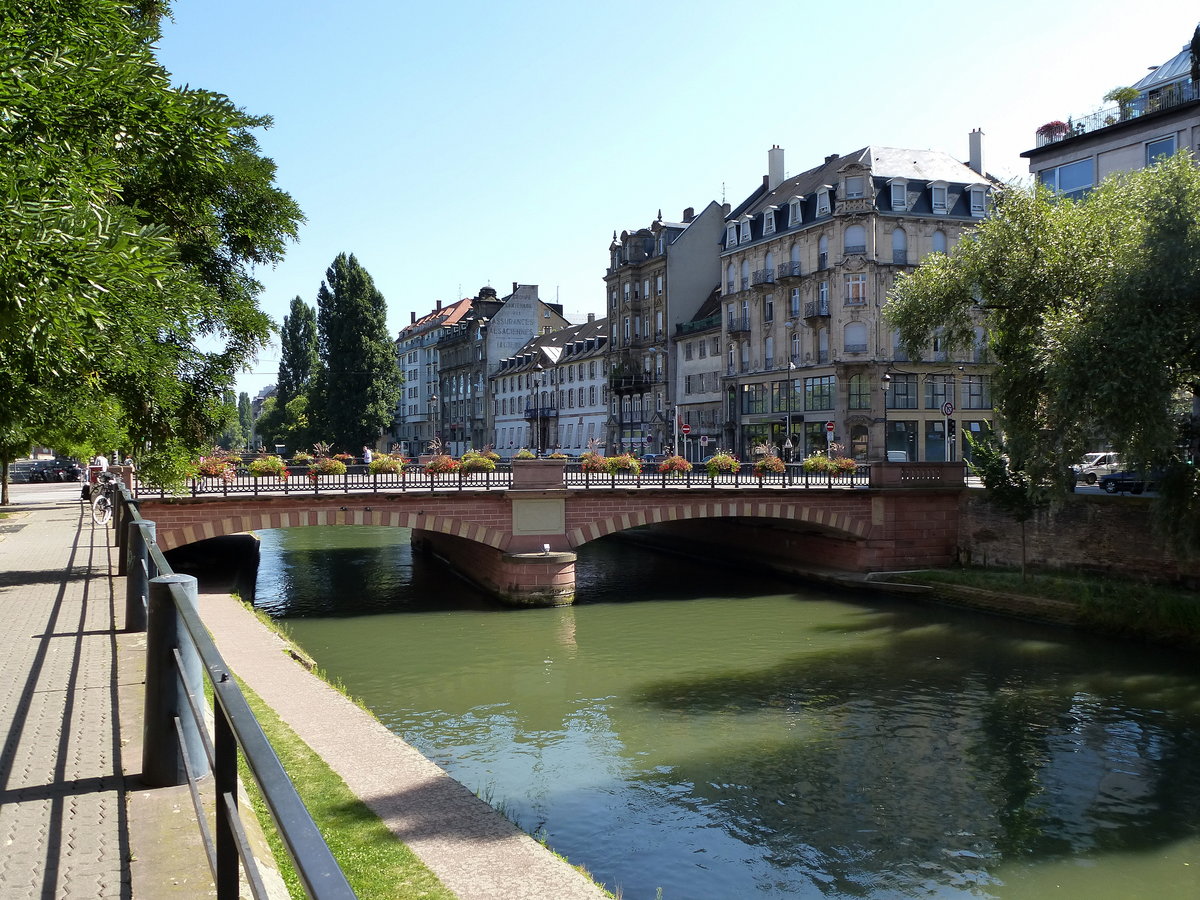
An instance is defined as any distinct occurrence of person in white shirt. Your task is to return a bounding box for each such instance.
[92,453,109,472]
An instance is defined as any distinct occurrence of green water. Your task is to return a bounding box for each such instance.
[253,526,1200,899]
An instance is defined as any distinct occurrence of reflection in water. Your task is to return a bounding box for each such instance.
[254,526,1200,899]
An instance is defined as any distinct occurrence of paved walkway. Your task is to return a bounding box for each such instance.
[0,483,133,898]
[0,482,609,899]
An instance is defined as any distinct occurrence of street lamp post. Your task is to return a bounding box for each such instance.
[533,364,544,456]
[880,373,892,462]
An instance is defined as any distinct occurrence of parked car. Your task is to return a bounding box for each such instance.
[1074,451,1122,485]
[640,453,667,465]
[1099,469,1163,494]
[28,459,84,483]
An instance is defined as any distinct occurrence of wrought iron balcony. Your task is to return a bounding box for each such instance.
[776,261,802,279]
[727,316,751,334]
[804,299,830,319]
[751,268,775,286]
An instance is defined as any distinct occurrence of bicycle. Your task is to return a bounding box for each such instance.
[91,471,119,526]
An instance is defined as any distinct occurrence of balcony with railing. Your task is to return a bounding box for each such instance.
[524,406,560,419]
[751,268,776,286]
[804,299,830,319]
[1034,80,1199,148]
[676,313,721,336]
[844,244,867,255]
[727,316,751,334]
[776,261,802,280]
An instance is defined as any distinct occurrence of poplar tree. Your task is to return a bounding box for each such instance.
[310,254,402,451]
[277,296,319,406]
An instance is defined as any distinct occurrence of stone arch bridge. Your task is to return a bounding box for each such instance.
[137,475,962,606]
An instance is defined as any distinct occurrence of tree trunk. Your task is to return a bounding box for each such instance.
[1,459,9,506]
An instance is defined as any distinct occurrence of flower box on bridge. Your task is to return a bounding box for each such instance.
[510,459,566,490]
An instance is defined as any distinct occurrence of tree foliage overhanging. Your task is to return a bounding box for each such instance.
[886,153,1200,554]
[0,0,303,497]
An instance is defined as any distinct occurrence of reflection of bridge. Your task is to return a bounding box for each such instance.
[136,463,965,607]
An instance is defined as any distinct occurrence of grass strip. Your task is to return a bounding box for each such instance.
[891,566,1200,646]
[235,678,457,900]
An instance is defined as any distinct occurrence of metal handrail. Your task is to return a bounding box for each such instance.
[117,486,355,899]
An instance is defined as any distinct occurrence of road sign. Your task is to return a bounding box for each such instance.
[681,423,691,435]
[825,421,835,433]
[941,401,955,417]
[700,435,709,446]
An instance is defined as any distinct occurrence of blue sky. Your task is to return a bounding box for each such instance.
[156,0,1198,399]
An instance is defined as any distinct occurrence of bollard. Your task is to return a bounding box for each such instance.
[142,574,209,787]
[125,520,155,633]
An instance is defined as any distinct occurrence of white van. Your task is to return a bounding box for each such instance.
[1074,451,1121,484]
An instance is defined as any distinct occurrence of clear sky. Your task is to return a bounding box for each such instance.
[155,0,1198,400]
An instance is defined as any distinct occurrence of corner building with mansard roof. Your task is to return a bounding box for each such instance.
[709,135,997,463]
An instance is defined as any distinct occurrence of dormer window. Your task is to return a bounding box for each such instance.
[816,187,831,217]
[763,206,776,236]
[788,197,803,226]
[889,178,907,211]
[845,175,865,199]
[738,216,752,244]
[931,181,949,214]
[968,186,988,217]
[725,223,737,248]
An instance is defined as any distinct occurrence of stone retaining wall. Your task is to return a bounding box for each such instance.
[959,493,1200,585]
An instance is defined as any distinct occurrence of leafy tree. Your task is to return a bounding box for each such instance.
[886,153,1200,555]
[0,1,302,496]
[254,393,313,455]
[277,296,319,406]
[310,254,402,450]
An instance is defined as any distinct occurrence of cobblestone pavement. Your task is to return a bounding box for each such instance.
[0,485,131,899]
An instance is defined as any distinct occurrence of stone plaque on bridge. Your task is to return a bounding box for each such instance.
[511,497,566,537]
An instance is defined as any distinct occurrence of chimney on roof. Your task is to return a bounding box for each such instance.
[825,153,839,164]
[436,300,442,310]
[513,281,518,293]
[410,311,416,324]
[768,145,785,191]
[682,206,694,222]
[587,312,595,323]
[969,128,986,176]
[722,202,730,215]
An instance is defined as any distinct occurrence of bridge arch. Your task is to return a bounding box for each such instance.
[566,497,875,549]
[142,501,509,554]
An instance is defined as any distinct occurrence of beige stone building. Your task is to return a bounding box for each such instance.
[713,138,996,463]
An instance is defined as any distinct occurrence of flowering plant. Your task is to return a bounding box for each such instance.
[802,453,858,475]
[514,448,537,459]
[580,452,608,473]
[308,457,347,479]
[247,454,288,478]
[547,452,569,459]
[424,454,461,474]
[460,451,496,472]
[290,451,314,465]
[333,452,354,464]
[657,455,693,475]
[607,453,641,475]
[368,455,405,475]
[196,449,237,482]
[753,455,786,476]
[705,452,740,477]
[1036,120,1069,138]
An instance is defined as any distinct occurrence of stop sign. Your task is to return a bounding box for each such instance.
[680,423,691,435]
[825,421,835,433]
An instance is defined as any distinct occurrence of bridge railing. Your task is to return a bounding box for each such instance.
[564,462,870,489]
[130,461,875,497]
[114,486,355,899]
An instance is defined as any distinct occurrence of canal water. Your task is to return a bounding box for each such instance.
[251,526,1200,899]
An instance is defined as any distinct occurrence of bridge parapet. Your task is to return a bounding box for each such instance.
[869,462,965,488]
